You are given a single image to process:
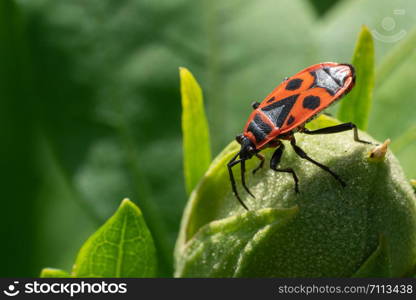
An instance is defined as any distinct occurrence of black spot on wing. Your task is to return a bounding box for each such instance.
[287,115,295,125]
[247,114,272,142]
[261,94,298,128]
[286,78,303,90]
[303,95,320,110]
[266,96,275,103]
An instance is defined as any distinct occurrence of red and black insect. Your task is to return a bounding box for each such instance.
[228,62,371,210]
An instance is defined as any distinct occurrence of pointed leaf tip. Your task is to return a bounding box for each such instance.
[120,198,142,215]
[72,198,157,277]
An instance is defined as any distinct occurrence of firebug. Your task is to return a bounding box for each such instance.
[229,62,371,210]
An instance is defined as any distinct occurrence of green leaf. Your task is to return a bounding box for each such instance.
[180,67,212,195]
[40,268,71,278]
[338,25,375,130]
[72,199,157,278]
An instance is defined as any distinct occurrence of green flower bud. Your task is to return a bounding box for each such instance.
[174,118,416,277]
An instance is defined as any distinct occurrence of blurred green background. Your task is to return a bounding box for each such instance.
[1,0,415,277]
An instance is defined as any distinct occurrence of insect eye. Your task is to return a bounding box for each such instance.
[251,101,260,109]
[235,135,243,144]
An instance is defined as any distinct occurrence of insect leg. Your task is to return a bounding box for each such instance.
[227,153,249,210]
[252,153,265,175]
[241,159,255,198]
[302,122,372,144]
[270,143,299,193]
[290,138,346,187]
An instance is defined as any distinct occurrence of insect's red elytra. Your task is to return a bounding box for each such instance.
[228,62,371,210]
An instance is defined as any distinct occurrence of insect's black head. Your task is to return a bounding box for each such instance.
[236,134,256,160]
